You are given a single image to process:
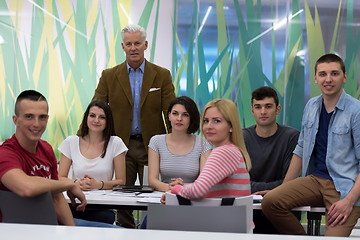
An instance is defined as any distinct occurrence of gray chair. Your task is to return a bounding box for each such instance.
[147,193,253,233]
[0,190,58,225]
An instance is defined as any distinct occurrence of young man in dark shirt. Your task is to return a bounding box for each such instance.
[243,86,299,233]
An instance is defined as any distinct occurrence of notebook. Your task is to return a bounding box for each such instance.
[112,185,154,193]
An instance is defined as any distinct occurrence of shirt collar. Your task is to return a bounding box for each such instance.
[335,89,346,111]
[317,89,346,111]
[126,60,145,73]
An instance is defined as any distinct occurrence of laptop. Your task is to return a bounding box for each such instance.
[112,185,154,193]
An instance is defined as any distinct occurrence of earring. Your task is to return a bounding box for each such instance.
[229,129,233,133]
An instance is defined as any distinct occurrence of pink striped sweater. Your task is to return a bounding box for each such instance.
[171,143,251,199]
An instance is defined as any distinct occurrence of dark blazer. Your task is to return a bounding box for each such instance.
[92,60,176,148]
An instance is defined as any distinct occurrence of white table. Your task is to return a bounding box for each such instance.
[0,223,343,240]
[253,203,311,211]
[68,191,316,212]
[66,191,326,235]
[65,190,162,210]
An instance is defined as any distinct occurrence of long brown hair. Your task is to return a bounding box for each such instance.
[80,100,116,158]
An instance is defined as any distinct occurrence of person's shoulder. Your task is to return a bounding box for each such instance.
[0,134,25,157]
[149,134,164,143]
[0,136,15,147]
[109,136,128,153]
[145,60,170,73]
[0,137,18,155]
[242,125,255,134]
[62,135,78,143]
[213,144,238,154]
[306,95,321,105]
[242,125,256,139]
[110,135,126,144]
[194,135,212,149]
[343,92,360,108]
[194,134,204,141]
[334,91,360,117]
[211,144,242,161]
[0,144,22,163]
[110,135,120,141]
[278,124,299,135]
[149,134,166,150]
[38,139,54,151]
[151,134,166,140]
[102,62,126,74]
[67,135,79,140]
[302,96,322,112]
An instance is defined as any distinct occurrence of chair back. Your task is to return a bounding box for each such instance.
[165,192,248,206]
[143,165,149,185]
[0,190,58,225]
[147,193,253,233]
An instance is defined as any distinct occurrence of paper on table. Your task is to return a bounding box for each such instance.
[83,190,106,195]
[135,192,163,198]
[108,191,139,197]
[136,198,161,204]
[251,195,263,202]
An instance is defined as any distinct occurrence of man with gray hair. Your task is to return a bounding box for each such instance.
[90,24,175,227]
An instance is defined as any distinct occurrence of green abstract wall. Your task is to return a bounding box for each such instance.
[1,0,359,158]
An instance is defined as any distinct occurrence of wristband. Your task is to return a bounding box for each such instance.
[99,181,105,190]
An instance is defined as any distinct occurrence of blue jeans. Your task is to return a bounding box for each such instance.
[70,205,115,224]
[74,218,122,228]
[140,215,147,229]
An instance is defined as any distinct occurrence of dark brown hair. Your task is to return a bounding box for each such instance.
[167,96,200,134]
[315,53,345,74]
[251,86,279,106]
[15,90,47,116]
[80,100,115,158]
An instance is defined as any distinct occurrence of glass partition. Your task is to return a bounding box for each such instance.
[0,0,359,151]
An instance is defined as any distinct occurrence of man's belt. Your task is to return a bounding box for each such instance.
[130,134,143,141]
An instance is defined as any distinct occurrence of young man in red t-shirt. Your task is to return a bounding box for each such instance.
[0,90,86,225]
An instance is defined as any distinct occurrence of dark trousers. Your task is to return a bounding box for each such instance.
[253,209,302,234]
[116,138,148,228]
[71,206,115,224]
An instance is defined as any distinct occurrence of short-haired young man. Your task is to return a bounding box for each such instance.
[0,90,117,227]
[243,86,299,233]
[262,54,360,236]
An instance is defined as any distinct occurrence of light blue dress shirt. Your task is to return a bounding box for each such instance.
[127,61,145,135]
[294,90,360,206]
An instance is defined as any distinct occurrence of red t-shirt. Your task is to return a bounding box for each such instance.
[0,135,58,221]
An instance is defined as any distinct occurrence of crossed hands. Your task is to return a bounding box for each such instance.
[76,174,101,191]
[160,178,184,204]
[169,178,184,187]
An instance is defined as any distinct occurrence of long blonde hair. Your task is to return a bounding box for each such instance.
[202,99,251,170]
